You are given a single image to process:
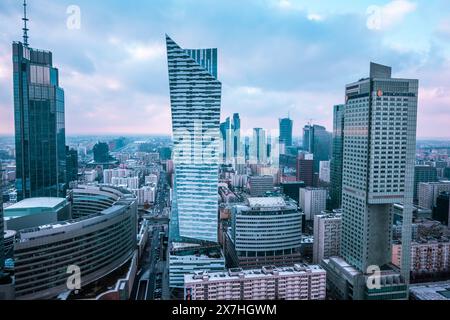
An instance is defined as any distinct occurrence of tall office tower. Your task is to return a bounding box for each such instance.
[13,5,66,201]
[65,146,78,185]
[330,104,345,209]
[414,165,438,202]
[324,63,418,300]
[303,125,332,173]
[220,117,232,163]
[313,211,342,264]
[166,35,221,243]
[303,125,311,151]
[252,128,266,164]
[232,113,241,158]
[296,152,314,187]
[279,117,293,148]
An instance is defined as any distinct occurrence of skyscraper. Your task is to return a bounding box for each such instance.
[13,4,66,201]
[220,117,231,163]
[330,104,345,209]
[232,113,241,158]
[279,117,293,148]
[303,125,331,173]
[324,62,418,300]
[252,128,266,164]
[166,35,221,243]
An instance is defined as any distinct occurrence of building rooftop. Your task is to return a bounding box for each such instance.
[410,281,450,300]
[5,198,67,211]
[247,197,286,208]
[185,264,325,283]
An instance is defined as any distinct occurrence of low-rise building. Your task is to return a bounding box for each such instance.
[184,264,326,300]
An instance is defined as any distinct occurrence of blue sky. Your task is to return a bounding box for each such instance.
[0,0,449,138]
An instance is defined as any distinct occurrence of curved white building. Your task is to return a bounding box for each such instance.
[11,187,137,300]
[227,197,303,268]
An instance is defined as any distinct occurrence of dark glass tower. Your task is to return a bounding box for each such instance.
[303,124,332,173]
[232,113,241,158]
[330,104,345,209]
[13,40,66,201]
[279,118,293,147]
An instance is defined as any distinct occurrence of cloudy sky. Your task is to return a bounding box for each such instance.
[0,0,449,138]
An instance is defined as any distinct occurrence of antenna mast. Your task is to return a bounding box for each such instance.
[22,0,29,47]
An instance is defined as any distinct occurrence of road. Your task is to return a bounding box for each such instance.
[132,169,170,300]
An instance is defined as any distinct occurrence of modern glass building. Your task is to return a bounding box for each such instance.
[330,104,345,209]
[279,117,293,148]
[303,125,332,173]
[13,41,66,201]
[166,35,221,244]
[232,113,241,158]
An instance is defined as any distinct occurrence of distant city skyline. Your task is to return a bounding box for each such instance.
[0,0,449,137]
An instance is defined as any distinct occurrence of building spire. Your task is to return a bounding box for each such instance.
[22,0,29,47]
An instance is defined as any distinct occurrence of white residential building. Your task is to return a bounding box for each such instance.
[418,181,450,209]
[299,187,327,220]
[319,161,331,183]
[313,211,342,264]
[184,265,326,300]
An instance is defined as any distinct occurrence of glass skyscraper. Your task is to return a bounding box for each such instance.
[330,105,345,209]
[279,117,293,147]
[166,35,221,244]
[303,124,332,173]
[13,41,66,201]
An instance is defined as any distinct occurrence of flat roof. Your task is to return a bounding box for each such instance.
[5,198,67,211]
[247,197,286,208]
[410,281,450,300]
[185,264,326,283]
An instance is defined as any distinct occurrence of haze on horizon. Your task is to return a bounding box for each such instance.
[0,0,449,138]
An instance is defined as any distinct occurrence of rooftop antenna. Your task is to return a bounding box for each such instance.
[22,0,29,47]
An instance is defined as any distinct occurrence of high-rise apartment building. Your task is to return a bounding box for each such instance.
[184,265,326,300]
[279,117,293,148]
[13,31,66,201]
[319,161,331,184]
[299,187,327,220]
[324,62,418,300]
[313,211,342,264]
[418,181,450,210]
[414,165,438,201]
[166,35,221,243]
[330,104,345,209]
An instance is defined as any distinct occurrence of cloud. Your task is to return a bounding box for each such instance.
[367,0,417,31]
[0,0,448,138]
[307,13,324,22]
